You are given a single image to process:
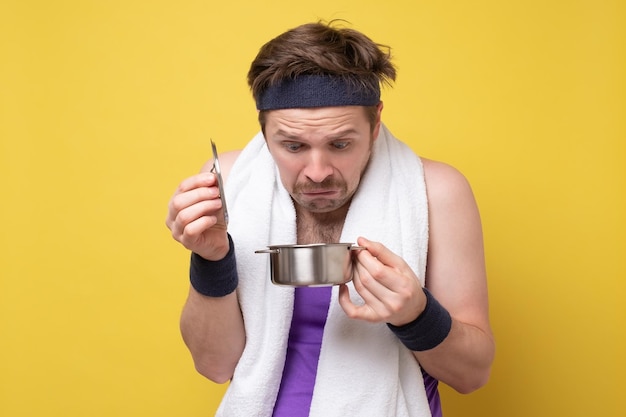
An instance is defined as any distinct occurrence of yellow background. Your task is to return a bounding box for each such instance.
[1,1,624,416]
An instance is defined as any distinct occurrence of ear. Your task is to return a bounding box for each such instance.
[372,101,384,140]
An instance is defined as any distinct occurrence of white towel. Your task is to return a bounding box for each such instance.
[219,124,431,417]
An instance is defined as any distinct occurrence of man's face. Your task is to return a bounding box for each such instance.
[264,105,382,214]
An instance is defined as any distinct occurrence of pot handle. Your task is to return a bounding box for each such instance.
[255,249,280,254]
[350,246,366,251]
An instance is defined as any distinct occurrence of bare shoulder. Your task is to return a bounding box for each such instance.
[420,158,476,208]
[199,150,242,182]
[419,160,486,313]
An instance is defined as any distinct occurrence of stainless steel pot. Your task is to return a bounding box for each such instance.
[255,243,364,287]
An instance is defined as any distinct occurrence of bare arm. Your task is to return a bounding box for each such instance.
[415,158,494,393]
[179,288,245,383]
[338,158,494,393]
[166,150,245,383]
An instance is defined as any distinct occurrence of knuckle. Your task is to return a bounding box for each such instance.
[170,194,186,212]
[368,264,386,280]
[355,272,368,287]
[176,208,194,226]
[387,299,404,315]
[344,308,359,319]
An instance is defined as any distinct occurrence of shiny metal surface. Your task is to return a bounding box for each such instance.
[255,243,364,287]
[210,139,228,225]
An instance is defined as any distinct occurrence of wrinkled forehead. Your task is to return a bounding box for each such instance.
[263,106,373,135]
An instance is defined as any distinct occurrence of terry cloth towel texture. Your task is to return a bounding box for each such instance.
[218,124,431,417]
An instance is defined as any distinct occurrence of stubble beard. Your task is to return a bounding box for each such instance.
[291,178,351,213]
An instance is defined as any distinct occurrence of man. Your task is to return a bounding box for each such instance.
[166,21,494,417]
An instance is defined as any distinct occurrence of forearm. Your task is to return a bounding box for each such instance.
[180,287,246,383]
[414,318,495,394]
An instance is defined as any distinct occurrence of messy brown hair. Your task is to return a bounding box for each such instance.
[247,21,397,130]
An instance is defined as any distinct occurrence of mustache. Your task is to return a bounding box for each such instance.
[293,178,346,193]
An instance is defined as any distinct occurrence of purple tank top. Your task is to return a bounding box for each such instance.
[273,287,331,417]
[272,287,443,417]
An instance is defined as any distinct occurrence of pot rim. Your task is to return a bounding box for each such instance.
[264,242,356,249]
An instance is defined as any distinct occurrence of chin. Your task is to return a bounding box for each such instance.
[301,198,350,213]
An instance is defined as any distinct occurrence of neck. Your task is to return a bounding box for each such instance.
[295,202,350,244]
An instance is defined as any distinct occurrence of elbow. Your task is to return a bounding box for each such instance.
[450,351,495,394]
[193,357,236,384]
[443,347,495,394]
[454,336,496,394]
[452,368,492,394]
[199,370,232,385]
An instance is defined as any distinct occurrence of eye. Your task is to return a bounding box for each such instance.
[283,142,303,152]
[332,141,349,150]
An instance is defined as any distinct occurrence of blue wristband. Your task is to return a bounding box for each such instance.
[387,287,452,351]
[189,234,238,297]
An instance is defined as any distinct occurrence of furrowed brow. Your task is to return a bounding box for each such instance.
[327,129,359,140]
[273,129,301,140]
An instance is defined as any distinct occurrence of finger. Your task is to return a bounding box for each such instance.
[353,246,399,298]
[351,264,399,321]
[352,247,423,323]
[179,199,221,229]
[340,265,389,322]
[170,185,220,216]
[352,259,390,303]
[338,284,377,322]
[167,175,222,232]
[356,237,414,288]
[338,284,353,310]
[356,237,405,270]
[175,172,217,194]
[178,217,214,248]
[170,199,222,240]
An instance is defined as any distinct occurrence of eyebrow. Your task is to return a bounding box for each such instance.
[327,129,359,140]
[273,128,360,141]
[273,130,300,140]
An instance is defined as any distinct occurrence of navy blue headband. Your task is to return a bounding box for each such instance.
[255,74,381,110]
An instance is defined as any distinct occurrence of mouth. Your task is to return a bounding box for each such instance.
[301,189,339,198]
[294,180,347,206]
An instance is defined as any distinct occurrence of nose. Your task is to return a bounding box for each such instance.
[302,150,333,183]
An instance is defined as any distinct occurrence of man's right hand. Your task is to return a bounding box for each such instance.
[166,171,229,261]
